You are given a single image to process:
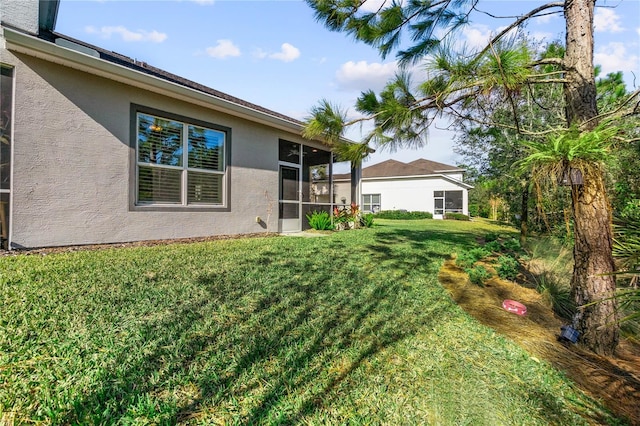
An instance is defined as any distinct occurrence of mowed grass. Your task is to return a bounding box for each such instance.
[0,220,621,425]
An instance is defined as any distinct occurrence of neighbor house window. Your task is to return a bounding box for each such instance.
[362,194,381,213]
[434,190,462,215]
[136,111,227,206]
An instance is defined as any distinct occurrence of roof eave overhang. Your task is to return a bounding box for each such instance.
[434,169,464,173]
[362,173,473,189]
[3,27,313,137]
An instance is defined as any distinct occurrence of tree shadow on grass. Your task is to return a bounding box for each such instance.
[359,228,483,282]
[52,235,450,424]
[172,252,450,424]
[46,224,575,425]
[373,227,482,251]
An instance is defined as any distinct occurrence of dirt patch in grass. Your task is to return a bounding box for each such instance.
[439,258,640,425]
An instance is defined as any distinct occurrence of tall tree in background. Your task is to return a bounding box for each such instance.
[597,71,640,223]
[454,41,567,244]
[303,0,640,355]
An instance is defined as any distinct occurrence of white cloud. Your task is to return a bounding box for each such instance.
[460,24,494,50]
[335,60,398,91]
[190,0,214,4]
[252,48,268,59]
[595,42,639,78]
[85,25,167,43]
[594,8,624,33]
[269,43,300,62]
[205,39,241,59]
[637,27,640,37]
[359,0,391,13]
[461,23,553,51]
[253,43,301,62]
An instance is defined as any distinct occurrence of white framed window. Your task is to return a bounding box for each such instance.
[135,111,227,206]
[362,194,381,213]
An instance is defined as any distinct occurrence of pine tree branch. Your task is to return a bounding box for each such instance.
[533,58,564,67]
[526,78,568,84]
[488,40,522,133]
[583,88,640,127]
[445,103,564,137]
[475,2,565,59]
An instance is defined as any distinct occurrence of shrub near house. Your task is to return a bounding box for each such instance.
[444,213,470,221]
[306,204,375,230]
[375,210,433,220]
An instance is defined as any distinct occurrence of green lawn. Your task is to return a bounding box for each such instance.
[0,220,622,425]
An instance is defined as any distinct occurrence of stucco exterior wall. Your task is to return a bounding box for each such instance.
[0,0,39,35]
[4,51,319,248]
[361,177,469,215]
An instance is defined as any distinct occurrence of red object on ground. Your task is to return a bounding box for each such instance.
[502,299,527,315]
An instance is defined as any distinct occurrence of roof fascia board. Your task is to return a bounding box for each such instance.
[3,28,308,135]
[362,173,473,189]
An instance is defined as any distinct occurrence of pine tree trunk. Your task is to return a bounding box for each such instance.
[570,173,618,355]
[564,0,619,355]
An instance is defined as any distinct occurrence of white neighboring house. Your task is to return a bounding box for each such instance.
[333,159,473,219]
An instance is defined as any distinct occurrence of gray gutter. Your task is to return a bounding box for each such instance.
[38,0,60,32]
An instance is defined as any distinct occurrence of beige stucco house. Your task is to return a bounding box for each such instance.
[0,0,358,249]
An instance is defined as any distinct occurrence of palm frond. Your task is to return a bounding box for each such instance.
[517,124,618,184]
[302,99,348,145]
[331,139,371,164]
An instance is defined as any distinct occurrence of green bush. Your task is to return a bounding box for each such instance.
[620,199,640,222]
[306,210,334,230]
[485,232,500,242]
[466,265,492,286]
[360,213,375,228]
[444,212,470,221]
[501,238,522,253]
[375,210,433,220]
[456,247,491,268]
[468,203,491,218]
[484,240,501,253]
[496,255,519,281]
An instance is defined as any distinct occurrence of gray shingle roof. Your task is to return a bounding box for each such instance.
[334,158,462,180]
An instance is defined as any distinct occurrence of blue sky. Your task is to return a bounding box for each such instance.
[56,0,640,167]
